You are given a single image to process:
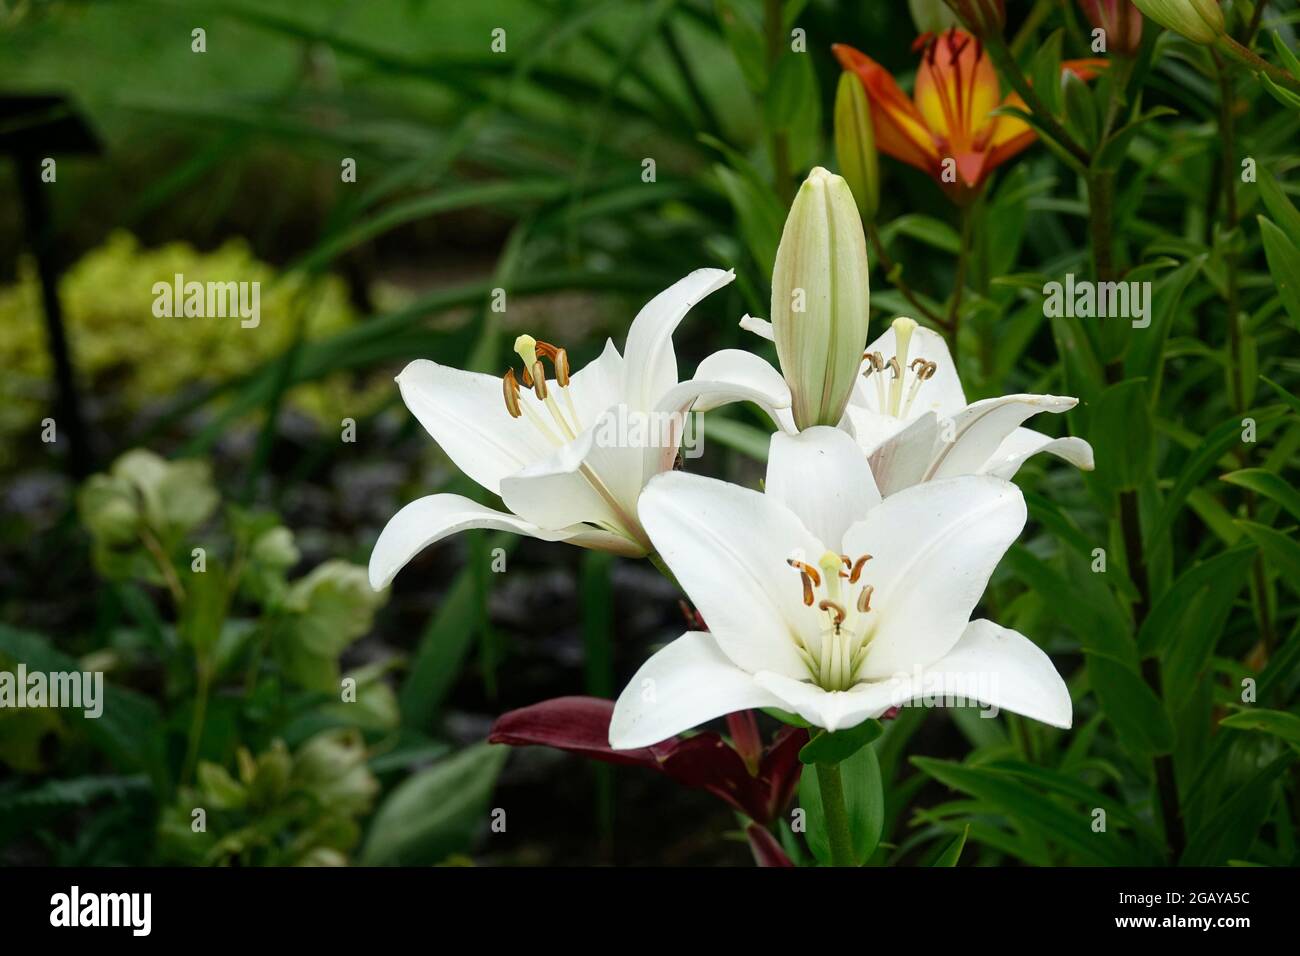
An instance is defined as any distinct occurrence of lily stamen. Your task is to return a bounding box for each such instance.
[503,368,522,419]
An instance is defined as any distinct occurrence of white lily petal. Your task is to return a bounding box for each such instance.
[608,631,783,749]
[369,494,576,590]
[861,323,965,418]
[919,619,1072,728]
[844,475,1026,678]
[500,408,647,550]
[668,349,791,416]
[843,404,907,456]
[765,427,881,548]
[752,671,914,733]
[638,472,820,678]
[622,268,734,412]
[856,409,941,496]
[981,427,1096,480]
[644,350,790,479]
[564,338,625,427]
[739,313,775,341]
[926,394,1078,482]
[396,360,550,495]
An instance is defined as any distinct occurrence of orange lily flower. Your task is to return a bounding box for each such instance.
[833,29,1106,202]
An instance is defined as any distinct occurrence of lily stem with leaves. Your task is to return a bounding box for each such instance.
[816,761,856,867]
[947,205,975,361]
[1213,48,1277,656]
[866,223,950,332]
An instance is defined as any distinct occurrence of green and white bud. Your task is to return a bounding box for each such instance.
[834,72,880,226]
[1131,0,1224,45]
[771,167,871,430]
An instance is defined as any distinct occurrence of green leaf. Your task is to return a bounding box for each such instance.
[0,625,167,789]
[1062,70,1099,151]
[701,414,773,461]
[764,50,816,132]
[1148,405,1288,562]
[1259,72,1300,111]
[361,742,508,866]
[799,720,883,766]
[1182,754,1295,865]
[1221,469,1300,523]
[1086,654,1174,757]
[1236,521,1300,592]
[1089,378,1153,492]
[713,163,783,276]
[1139,546,1256,657]
[276,561,385,691]
[400,535,518,730]
[1004,547,1132,664]
[1257,167,1300,246]
[1259,216,1300,330]
[878,213,961,254]
[911,757,1134,865]
[798,743,883,866]
[1220,708,1300,748]
[714,0,766,92]
[929,824,969,866]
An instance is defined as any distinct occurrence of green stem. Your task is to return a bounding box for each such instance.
[866,223,950,330]
[1217,34,1300,94]
[182,658,211,785]
[816,762,855,867]
[947,205,974,361]
[1214,54,1244,413]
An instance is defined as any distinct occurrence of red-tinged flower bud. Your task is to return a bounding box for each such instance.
[1079,0,1145,56]
[942,0,1005,37]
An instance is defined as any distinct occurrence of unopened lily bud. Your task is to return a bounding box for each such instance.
[834,72,880,225]
[771,167,871,430]
[1130,0,1223,45]
[942,0,1005,37]
[1079,0,1144,55]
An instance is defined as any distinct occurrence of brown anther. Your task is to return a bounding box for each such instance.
[786,558,821,587]
[531,361,548,399]
[838,554,853,578]
[553,348,570,387]
[819,599,847,626]
[857,585,874,613]
[888,356,902,379]
[848,554,873,584]
[911,357,937,381]
[503,369,522,419]
[520,362,534,388]
[870,351,885,371]
[799,572,815,607]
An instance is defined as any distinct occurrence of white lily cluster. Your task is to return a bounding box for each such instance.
[369,167,1090,748]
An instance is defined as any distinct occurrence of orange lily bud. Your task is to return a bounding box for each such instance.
[833,29,1107,203]
[1079,0,1144,56]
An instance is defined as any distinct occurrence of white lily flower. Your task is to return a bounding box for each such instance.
[740,314,1094,496]
[369,268,791,590]
[609,426,1071,748]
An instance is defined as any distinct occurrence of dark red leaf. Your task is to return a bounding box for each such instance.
[758,725,809,821]
[488,696,664,771]
[746,823,794,867]
[658,732,772,821]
